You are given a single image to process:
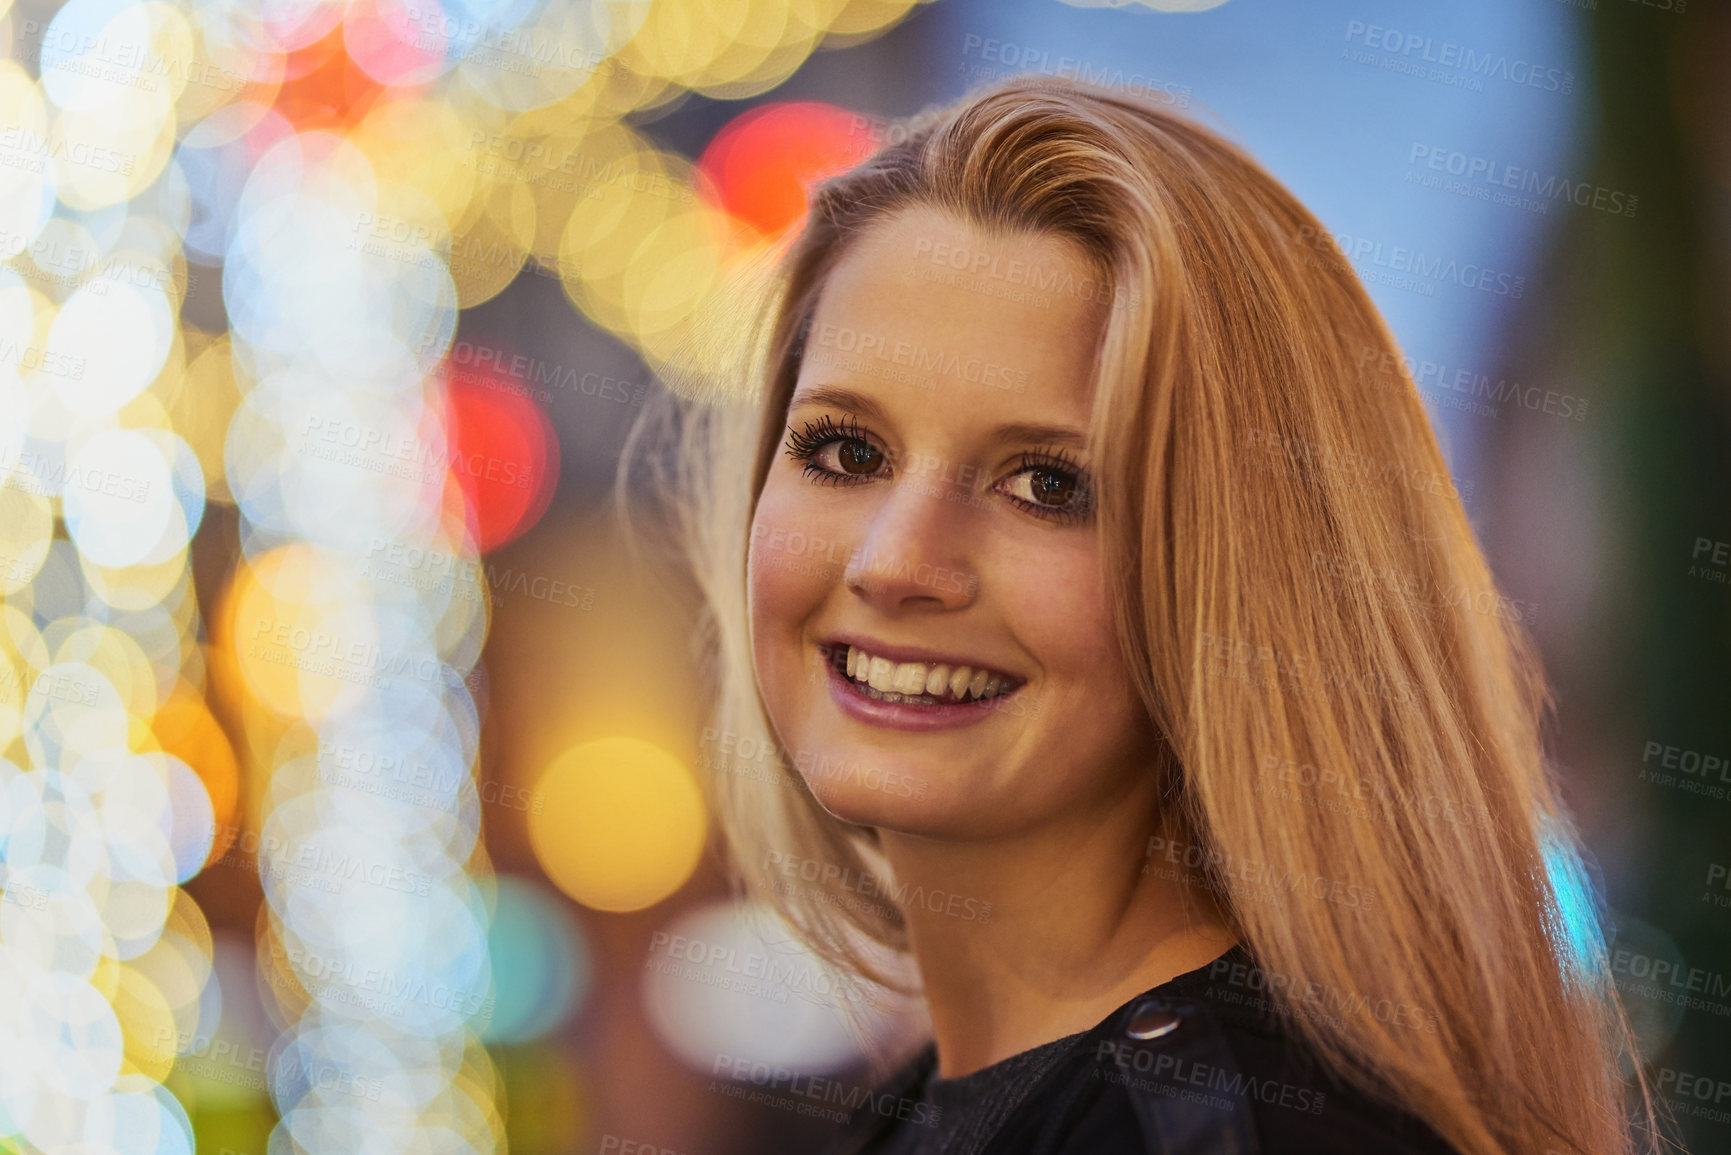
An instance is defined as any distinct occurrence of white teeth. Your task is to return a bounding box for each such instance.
[892,662,928,694]
[868,656,895,692]
[836,646,1015,704]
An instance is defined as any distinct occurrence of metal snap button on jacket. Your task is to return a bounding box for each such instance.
[1125,1000,1181,1040]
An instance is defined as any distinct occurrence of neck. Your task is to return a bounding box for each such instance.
[878,791,1236,1079]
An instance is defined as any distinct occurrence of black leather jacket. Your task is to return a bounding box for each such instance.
[823,947,1460,1155]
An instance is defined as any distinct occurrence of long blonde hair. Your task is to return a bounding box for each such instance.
[624,76,1668,1155]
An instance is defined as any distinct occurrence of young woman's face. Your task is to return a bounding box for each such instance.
[749,207,1157,840]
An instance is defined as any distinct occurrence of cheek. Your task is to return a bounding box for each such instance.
[994,535,1138,713]
[747,479,845,689]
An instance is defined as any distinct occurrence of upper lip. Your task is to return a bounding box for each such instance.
[820,634,1024,681]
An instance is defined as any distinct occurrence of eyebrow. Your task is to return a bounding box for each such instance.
[787,384,1089,452]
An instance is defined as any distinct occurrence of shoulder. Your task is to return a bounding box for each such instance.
[988,953,1462,1155]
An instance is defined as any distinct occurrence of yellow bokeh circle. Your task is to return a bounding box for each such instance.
[528,737,706,913]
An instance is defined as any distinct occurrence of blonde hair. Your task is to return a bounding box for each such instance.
[623,76,1670,1155]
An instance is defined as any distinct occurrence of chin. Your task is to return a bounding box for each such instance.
[806,781,921,833]
[794,749,943,832]
[807,760,1033,842]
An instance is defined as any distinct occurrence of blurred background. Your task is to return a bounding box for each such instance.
[0,0,1726,1151]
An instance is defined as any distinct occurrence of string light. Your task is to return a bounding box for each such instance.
[0,0,929,1146]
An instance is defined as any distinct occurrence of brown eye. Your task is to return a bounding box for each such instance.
[836,439,882,475]
[1000,454,1093,523]
[1030,467,1076,506]
[785,415,891,486]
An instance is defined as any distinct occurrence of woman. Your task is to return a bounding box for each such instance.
[632,77,1667,1154]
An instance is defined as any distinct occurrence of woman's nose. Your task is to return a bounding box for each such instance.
[842,479,978,613]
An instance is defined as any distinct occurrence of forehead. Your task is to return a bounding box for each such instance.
[794,207,1108,427]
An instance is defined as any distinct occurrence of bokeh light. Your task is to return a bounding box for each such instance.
[698,101,878,238]
[442,369,561,552]
[480,875,589,1045]
[641,900,894,1076]
[528,736,706,912]
[0,0,966,1149]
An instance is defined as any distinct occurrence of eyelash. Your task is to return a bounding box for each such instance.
[782,413,865,467]
[780,415,1094,525]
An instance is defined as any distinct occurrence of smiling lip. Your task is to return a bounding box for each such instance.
[825,662,1012,732]
[818,637,1023,733]
[819,636,1021,676]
